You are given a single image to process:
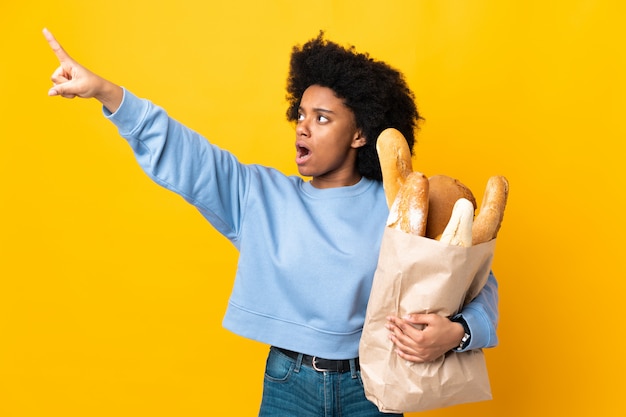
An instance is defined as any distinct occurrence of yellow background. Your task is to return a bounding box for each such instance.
[1,1,624,416]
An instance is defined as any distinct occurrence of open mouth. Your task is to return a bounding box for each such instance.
[295,144,311,164]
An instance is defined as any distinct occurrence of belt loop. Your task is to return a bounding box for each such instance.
[294,353,303,373]
[349,358,358,378]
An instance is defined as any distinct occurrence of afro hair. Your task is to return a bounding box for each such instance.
[286,32,422,181]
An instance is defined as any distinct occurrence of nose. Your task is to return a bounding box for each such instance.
[296,117,310,137]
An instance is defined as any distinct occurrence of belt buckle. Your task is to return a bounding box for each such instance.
[312,356,329,372]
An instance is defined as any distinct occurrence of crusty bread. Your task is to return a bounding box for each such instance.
[425,175,477,240]
[472,175,509,244]
[439,198,474,247]
[376,128,413,209]
[387,171,429,236]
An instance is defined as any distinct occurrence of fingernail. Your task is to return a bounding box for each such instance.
[48,89,58,96]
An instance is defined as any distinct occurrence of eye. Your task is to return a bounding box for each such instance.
[317,114,329,123]
[296,112,305,122]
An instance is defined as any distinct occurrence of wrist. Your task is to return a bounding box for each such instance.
[451,316,471,351]
[95,80,123,114]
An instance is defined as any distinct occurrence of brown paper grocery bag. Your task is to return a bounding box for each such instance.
[359,227,496,413]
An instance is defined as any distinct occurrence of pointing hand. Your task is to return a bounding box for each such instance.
[44,28,123,112]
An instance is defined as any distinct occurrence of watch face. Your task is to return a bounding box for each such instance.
[460,333,470,349]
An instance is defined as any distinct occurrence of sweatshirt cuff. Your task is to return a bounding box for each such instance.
[103,88,150,137]
[453,305,497,352]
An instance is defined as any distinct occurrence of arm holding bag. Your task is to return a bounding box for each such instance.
[359,228,496,413]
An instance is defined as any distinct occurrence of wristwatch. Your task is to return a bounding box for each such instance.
[452,316,471,351]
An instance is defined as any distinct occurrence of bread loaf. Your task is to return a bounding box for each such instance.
[439,198,474,247]
[376,128,508,243]
[387,171,429,236]
[472,175,509,244]
[425,175,477,240]
[376,128,413,209]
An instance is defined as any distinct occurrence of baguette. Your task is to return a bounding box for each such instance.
[425,175,477,240]
[387,171,429,236]
[439,198,474,247]
[472,175,509,244]
[376,128,413,209]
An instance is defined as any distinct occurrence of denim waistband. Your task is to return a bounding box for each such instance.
[274,347,359,373]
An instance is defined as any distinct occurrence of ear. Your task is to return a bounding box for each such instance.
[351,130,367,149]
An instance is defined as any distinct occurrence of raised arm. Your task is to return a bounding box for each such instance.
[43,28,123,113]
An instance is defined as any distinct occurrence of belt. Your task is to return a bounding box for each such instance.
[275,347,359,373]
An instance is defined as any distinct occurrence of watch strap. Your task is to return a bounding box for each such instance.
[451,316,471,350]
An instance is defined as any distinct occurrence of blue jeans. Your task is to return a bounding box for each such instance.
[258,347,403,417]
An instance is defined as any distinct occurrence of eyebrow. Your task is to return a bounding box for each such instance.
[299,106,336,115]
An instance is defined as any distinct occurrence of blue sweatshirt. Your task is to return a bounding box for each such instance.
[104,89,498,359]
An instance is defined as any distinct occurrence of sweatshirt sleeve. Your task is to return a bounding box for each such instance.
[103,88,248,239]
[454,271,499,351]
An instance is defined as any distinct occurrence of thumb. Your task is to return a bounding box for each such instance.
[48,83,77,98]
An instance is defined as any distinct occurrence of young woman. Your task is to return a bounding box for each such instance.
[44,29,498,417]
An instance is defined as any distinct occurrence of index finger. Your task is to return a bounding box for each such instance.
[43,28,72,62]
[401,313,433,324]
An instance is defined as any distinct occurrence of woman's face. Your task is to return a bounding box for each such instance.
[295,85,366,188]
